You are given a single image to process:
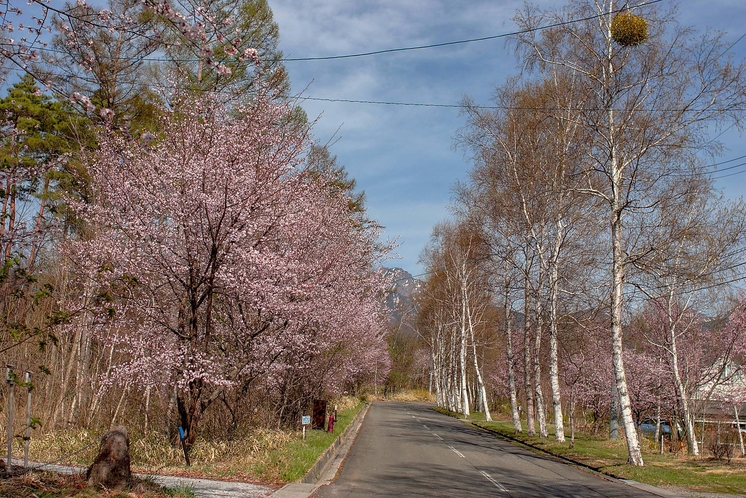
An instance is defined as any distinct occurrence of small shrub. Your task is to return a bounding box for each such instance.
[162,482,196,497]
[708,430,737,463]
[664,438,685,455]
[611,12,648,46]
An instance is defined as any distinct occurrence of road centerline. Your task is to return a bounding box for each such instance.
[480,470,509,492]
[448,445,466,458]
[313,402,661,497]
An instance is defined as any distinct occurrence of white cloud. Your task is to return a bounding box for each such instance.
[270,0,746,275]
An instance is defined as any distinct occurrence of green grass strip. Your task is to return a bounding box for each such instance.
[255,402,365,483]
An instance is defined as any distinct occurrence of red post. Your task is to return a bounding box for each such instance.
[327,412,335,433]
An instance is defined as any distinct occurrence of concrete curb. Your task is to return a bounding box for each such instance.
[271,402,370,498]
[302,402,370,484]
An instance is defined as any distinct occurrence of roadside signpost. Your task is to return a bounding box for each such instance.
[302,415,311,439]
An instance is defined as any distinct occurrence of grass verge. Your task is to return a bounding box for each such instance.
[252,401,364,483]
[437,411,746,495]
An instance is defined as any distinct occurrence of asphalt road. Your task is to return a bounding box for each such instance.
[312,402,663,498]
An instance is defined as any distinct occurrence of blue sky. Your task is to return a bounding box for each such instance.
[270,0,746,276]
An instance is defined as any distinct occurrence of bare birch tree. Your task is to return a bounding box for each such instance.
[514,0,746,465]
[459,73,596,440]
[419,220,496,417]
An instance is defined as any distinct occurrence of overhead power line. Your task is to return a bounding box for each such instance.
[707,154,746,169]
[281,0,664,61]
[711,164,746,180]
[300,96,471,109]
[298,95,746,114]
[668,155,746,178]
[10,0,663,64]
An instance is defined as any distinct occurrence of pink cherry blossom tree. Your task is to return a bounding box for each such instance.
[627,296,746,455]
[560,318,612,435]
[63,91,389,454]
[696,298,746,456]
[2,0,269,112]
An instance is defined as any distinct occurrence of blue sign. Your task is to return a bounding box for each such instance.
[302,415,311,425]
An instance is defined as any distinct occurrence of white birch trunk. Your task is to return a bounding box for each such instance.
[145,385,151,433]
[52,327,82,427]
[569,388,576,449]
[611,194,644,465]
[534,310,548,438]
[670,338,699,455]
[505,286,522,432]
[449,329,460,412]
[432,343,443,407]
[460,293,470,416]
[466,295,491,421]
[549,222,565,442]
[524,281,535,435]
[735,406,744,457]
[606,0,643,465]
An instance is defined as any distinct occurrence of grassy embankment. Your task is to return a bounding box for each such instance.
[3,397,365,497]
[435,408,746,495]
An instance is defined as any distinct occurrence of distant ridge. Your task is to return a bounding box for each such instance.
[383,267,422,336]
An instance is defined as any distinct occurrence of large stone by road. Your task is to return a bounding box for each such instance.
[312,402,668,498]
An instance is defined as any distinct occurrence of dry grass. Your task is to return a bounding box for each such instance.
[333,396,362,412]
[23,396,365,489]
[29,426,295,475]
[389,389,433,402]
[366,389,434,402]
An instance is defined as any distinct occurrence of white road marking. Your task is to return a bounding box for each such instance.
[423,424,430,430]
[448,445,465,458]
[433,433,443,441]
[480,470,509,493]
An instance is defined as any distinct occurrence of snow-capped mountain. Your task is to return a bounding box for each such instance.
[383,267,422,335]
